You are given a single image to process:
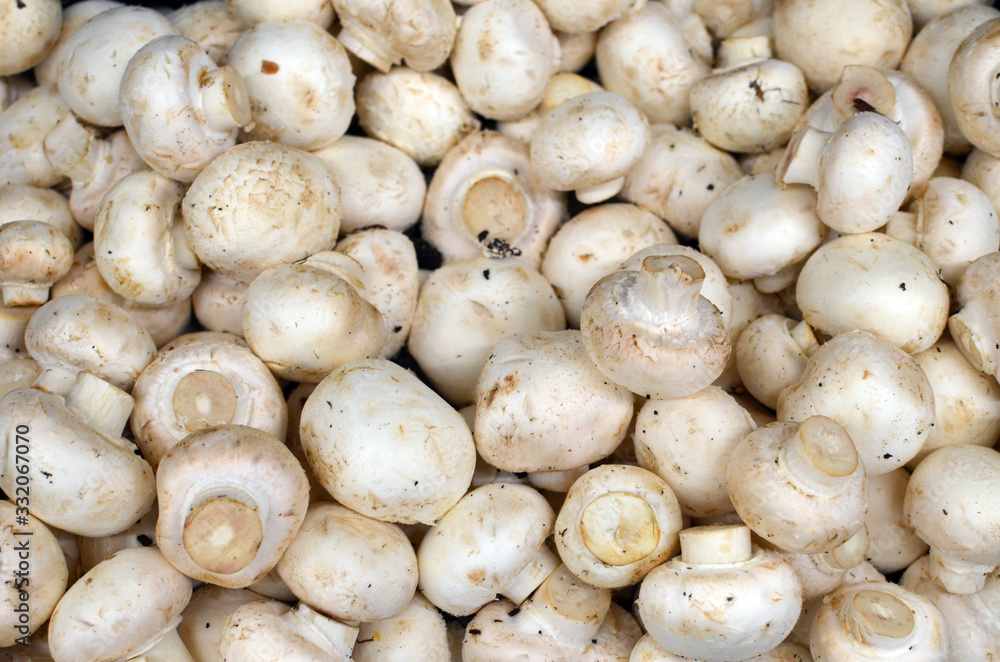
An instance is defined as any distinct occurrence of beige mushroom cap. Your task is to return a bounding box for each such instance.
[334,0,457,73]
[949,17,1000,157]
[33,0,124,86]
[169,0,249,65]
[182,141,341,285]
[0,220,74,306]
[0,0,60,76]
[0,85,72,188]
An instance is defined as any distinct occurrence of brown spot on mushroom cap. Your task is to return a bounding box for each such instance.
[260,59,279,74]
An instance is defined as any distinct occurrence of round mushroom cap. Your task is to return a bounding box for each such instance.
[299,358,476,525]
[155,425,309,588]
[34,0,125,86]
[169,0,249,65]
[0,0,60,76]
[353,593,451,662]
[334,0,458,73]
[276,502,418,622]
[219,600,358,662]
[25,295,157,392]
[949,17,1000,157]
[56,6,179,127]
[182,141,341,285]
[0,220,74,305]
[0,85,73,188]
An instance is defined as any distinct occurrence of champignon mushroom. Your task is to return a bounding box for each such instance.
[0,220,74,306]
[190,269,247,338]
[176,585,262,662]
[155,425,309,588]
[333,0,457,74]
[735,314,818,410]
[169,0,249,65]
[228,0,334,27]
[219,600,358,662]
[0,0,60,77]
[353,593,451,662]
[32,0,124,86]
[949,17,1000,157]
[864,468,929,574]
[0,85,72,188]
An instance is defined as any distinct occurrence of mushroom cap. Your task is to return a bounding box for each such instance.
[120,34,250,182]
[417,482,555,616]
[155,425,309,588]
[219,600,356,662]
[0,184,80,249]
[94,170,201,306]
[450,0,559,121]
[191,268,248,337]
[227,20,355,150]
[353,593,451,662]
[47,547,192,662]
[534,0,643,33]
[56,6,179,127]
[131,338,288,468]
[473,329,634,472]
[34,0,124,86]
[177,585,263,662]
[0,0,61,76]
[276,502,418,622]
[169,0,249,65]
[864,468,928,574]
[777,330,936,476]
[949,17,1000,157]
[182,141,340,284]
[795,233,949,355]
[334,0,457,73]
[0,85,73,188]
[228,0,334,27]
[554,464,683,588]
[0,220,74,303]
[25,295,157,392]
[530,92,650,194]
[299,358,476,525]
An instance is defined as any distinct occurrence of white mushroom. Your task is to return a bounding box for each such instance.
[33,0,124,86]
[176,585,262,662]
[864,468,929,574]
[0,221,74,306]
[0,85,72,188]
[169,0,249,65]
[219,600,358,662]
[735,314,818,410]
[0,0,60,77]
[226,20,355,150]
[333,0,457,73]
[120,34,252,181]
[949,17,1000,157]
[353,593,451,662]
[227,0,333,27]
[190,268,247,337]
[0,184,81,250]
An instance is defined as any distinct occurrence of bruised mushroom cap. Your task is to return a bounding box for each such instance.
[276,502,418,622]
[227,20,355,150]
[554,464,683,589]
[581,254,730,400]
[182,141,341,285]
[809,580,950,661]
[334,0,457,73]
[795,233,949,355]
[422,130,566,269]
[155,425,309,588]
[777,330,936,476]
[25,295,157,393]
[170,0,250,65]
[94,170,201,306]
[530,92,650,204]
[57,6,179,127]
[949,17,1000,157]
[311,136,426,235]
[120,34,251,182]
[474,330,634,472]
[450,0,559,122]
[131,338,287,469]
[299,358,476,525]
[417,482,556,616]
[33,0,124,86]
[47,547,192,662]
[0,0,60,76]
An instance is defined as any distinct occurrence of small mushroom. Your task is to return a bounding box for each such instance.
[0,220,74,306]
[191,268,247,337]
[334,0,457,73]
[353,593,451,662]
[735,314,818,410]
[155,425,309,588]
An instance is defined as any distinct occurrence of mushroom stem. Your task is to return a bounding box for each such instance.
[461,174,527,242]
[500,545,561,605]
[170,220,201,272]
[336,25,396,74]
[779,416,859,493]
[284,603,359,660]
[128,628,195,662]
[715,36,771,70]
[884,210,921,247]
[822,524,869,570]
[33,364,79,396]
[775,126,830,189]
[949,300,998,376]
[575,176,626,205]
[753,260,802,294]
[1,284,50,307]
[521,565,612,648]
[831,65,897,118]
[171,370,239,434]
[789,319,819,357]
[43,113,108,183]
[579,491,661,566]
[928,546,994,594]
[198,65,252,134]
[840,589,916,649]
[630,255,706,329]
[0,305,32,360]
[66,371,135,437]
[183,494,265,576]
[679,524,752,565]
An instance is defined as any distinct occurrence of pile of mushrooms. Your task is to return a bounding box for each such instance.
[6,0,1000,660]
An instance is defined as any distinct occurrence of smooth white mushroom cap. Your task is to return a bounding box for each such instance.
[191,269,247,337]
[227,20,354,150]
[809,581,949,661]
[120,35,251,182]
[634,386,757,519]
[864,468,929,574]
[353,592,451,662]
[311,136,425,235]
[422,130,567,270]
[618,124,742,239]
[33,0,124,86]
[0,501,68,646]
[595,2,710,125]
[0,0,60,76]
[778,330,936,476]
[795,233,949,355]
[355,67,480,167]
[131,338,287,469]
[407,255,565,406]
[57,6,178,127]
[276,502,418,622]
[176,585,262,662]
[530,92,649,203]
[182,141,341,285]
[417,482,556,616]
[155,425,309,588]
[735,314,817,410]
[170,0,249,65]
[450,0,559,121]
[94,170,201,306]
[635,524,803,662]
[0,85,72,188]
[47,547,192,662]
[949,17,1000,157]
[299,358,475,525]
[474,330,634,472]
[334,0,457,73]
